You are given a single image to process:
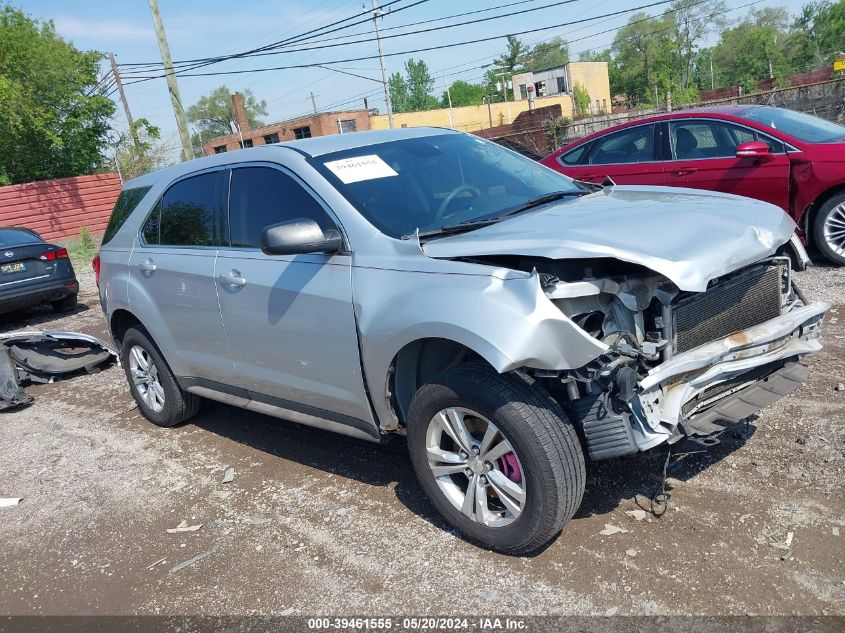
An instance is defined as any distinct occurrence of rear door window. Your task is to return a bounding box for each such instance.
[559,143,589,166]
[226,167,334,248]
[588,125,656,165]
[102,186,151,245]
[142,173,219,246]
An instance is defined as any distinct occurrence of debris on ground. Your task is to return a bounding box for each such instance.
[222,467,235,484]
[0,497,22,507]
[0,330,116,409]
[626,548,638,557]
[625,509,649,522]
[833,527,840,536]
[145,557,166,570]
[166,520,203,534]
[835,383,844,392]
[247,517,270,525]
[604,607,619,616]
[169,546,219,574]
[739,513,753,524]
[599,524,629,536]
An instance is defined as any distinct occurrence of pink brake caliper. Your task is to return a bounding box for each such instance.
[498,452,522,484]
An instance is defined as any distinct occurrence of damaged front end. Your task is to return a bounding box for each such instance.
[524,257,827,460]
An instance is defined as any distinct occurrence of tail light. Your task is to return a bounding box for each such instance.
[39,247,69,261]
[92,253,101,287]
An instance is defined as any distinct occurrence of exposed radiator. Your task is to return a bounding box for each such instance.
[672,264,783,354]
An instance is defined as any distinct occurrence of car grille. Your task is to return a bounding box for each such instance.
[672,264,783,354]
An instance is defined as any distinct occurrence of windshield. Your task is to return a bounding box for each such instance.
[739,106,845,144]
[312,133,579,238]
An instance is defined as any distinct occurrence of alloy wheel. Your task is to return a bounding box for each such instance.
[128,345,165,413]
[425,407,526,527]
[823,202,845,258]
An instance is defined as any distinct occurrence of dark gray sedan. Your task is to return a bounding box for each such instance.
[0,227,78,314]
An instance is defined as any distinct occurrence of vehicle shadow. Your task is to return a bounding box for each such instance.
[575,419,758,519]
[0,303,90,332]
[189,399,758,553]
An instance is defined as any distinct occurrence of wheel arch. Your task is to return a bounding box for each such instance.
[803,183,845,241]
[109,308,143,348]
[387,337,499,429]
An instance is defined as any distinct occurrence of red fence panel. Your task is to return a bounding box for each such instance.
[0,173,122,241]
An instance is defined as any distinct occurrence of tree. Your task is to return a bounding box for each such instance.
[388,58,439,113]
[669,0,727,90]
[707,7,791,92]
[522,37,569,72]
[0,6,115,185]
[485,35,529,99]
[442,80,485,107]
[114,119,170,181]
[787,0,845,71]
[573,82,591,116]
[186,86,267,139]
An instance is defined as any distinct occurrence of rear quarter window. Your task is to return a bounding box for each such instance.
[102,186,152,246]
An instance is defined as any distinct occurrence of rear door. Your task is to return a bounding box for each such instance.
[215,165,376,433]
[664,119,791,209]
[128,170,234,383]
[566,123,665,185]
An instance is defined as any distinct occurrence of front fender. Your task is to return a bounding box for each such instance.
[354,267,607,428]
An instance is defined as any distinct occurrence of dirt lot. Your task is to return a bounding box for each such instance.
[0,263,843,619]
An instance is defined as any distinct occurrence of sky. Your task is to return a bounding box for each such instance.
[15,0,813,155]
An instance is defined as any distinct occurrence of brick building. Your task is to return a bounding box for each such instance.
[202,93,371,154]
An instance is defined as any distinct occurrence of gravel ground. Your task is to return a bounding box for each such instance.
[0,263,842,619]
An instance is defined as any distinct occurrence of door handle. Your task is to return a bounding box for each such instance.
[672,168,698,176]
[139,258,156,272]
[219,269,246,288]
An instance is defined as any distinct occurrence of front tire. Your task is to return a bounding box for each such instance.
[406,362,585,555]
[813,193,845,266]
[120,326,200,427]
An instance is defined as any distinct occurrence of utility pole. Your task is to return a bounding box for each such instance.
[370,0,394,129]
[444,71,454,128]
[709,52,715,90]
[109,53,139,146]
[310,91,317,113]
[148,0,193,162]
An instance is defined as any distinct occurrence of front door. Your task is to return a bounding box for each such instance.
[663,119,791,210]
[567,123,666,185]
[215,165,375,432]
[128,170,234,384]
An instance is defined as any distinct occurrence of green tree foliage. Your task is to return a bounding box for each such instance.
[787,0,845,71]
[572,82,591,116]
[0,6,115,185]
[522,37,569,72]
[442,80,485,107]
[114,118,170,181]
[705,7,791,93]
[388,58,439,112]
[187,85,267,139]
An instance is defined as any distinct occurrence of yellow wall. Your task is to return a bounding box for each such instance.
[369,95,575,132]
[567,61,612,114]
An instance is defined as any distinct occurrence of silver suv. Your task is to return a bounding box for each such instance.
[98,128,827,554]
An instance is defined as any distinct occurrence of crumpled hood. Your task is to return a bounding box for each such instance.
[422,186,796,292]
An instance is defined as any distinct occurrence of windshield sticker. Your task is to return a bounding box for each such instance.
[324,155,398,184]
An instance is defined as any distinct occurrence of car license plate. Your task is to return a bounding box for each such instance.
[0,262,26,274]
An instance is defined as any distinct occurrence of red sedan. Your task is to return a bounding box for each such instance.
[541,105,845,265]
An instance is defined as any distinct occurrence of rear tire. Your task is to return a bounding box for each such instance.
[51,294,77,313]
[406,362,585,555]
[120,326,200,427]
[813,193,845,266]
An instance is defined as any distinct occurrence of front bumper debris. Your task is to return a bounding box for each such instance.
[629,302,828,452]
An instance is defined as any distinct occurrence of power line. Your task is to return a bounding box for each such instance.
[119,0,426,70]
[120,0,678,84]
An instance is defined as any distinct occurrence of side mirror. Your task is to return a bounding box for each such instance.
[261,218,342,256]
[736,140,774,161]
